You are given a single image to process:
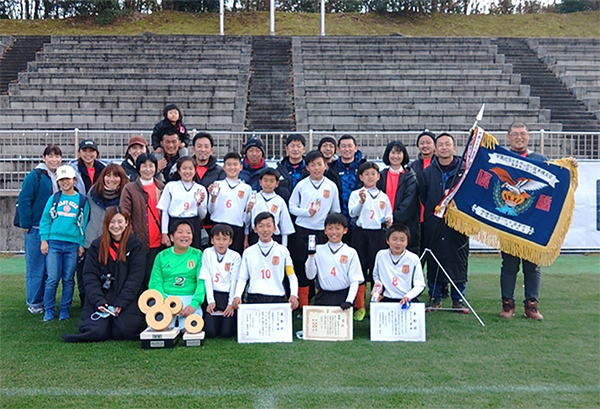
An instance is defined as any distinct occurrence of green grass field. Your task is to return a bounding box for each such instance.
[0,11,598,37]
[1,253,599,408]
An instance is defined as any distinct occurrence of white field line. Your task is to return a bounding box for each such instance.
[1,384,598,398]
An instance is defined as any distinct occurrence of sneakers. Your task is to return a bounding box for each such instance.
[28,305,44,314]
[425,298,441,312]
[353,307,366,321]
[43,309,55,322]
[452,300,469,314]
[524,299,544,320]
[59,309,70,321]
[499,298,516,318]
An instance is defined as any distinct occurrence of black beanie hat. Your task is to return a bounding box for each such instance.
[416,130,436,145]
[318,136,337,150]
[244,136,265,156]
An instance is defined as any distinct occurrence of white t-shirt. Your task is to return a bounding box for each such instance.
[245,191,295,236]
[306,242,364,302]
[157,180,208,233]
[372,249,425,300]
[199,246,241,306]
[235,240,297,298]
[208,178,252,228]
[349,187,393,230]
[289,176,341,230]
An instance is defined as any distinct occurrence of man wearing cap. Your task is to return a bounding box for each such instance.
[275,134,308,202]
[70,139,105,195]
[240,136,267,192]
[318,136,337,164]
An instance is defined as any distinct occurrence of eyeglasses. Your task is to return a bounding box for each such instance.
[508,132,529,138]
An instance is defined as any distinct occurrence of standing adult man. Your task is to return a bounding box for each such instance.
[408,130,436,184]
[240,136,267,192]
[155,131,182,183]
[420,133,469,314]
[324,134,365,243]
[498,121,575,320]
[276,133,307,202]
[191,132,226,237]
[318,136,337,164]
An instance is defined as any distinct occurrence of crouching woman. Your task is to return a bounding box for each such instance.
[62,207,145,342]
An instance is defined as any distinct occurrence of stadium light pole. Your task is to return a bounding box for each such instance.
[270,0,275,35]
[219,0,225,35]
[320,0,326,36]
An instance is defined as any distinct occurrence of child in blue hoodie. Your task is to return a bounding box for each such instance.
[40,165,90,321]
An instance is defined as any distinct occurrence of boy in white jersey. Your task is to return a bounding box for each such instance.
[232,212,299,308]
[372,224,425,305]
[199,224,241,338]
[306,213,364,309]
[349,161,393,320]
[208,152,252,255]
[289,150,341,309]
[245,168,295,247]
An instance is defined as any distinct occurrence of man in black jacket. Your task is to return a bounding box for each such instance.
[275,134,307,202]
[191,132,226,235]
[420,133,469,314]
[324,134,366,244]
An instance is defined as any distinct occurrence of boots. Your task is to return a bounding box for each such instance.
[499,298,515,318]
[524,299,544,320]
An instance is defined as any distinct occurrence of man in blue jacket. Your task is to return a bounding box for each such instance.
[17,145,62,314]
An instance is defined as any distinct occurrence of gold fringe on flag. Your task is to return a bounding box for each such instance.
[444,159,578,267]
[480,131,498,150]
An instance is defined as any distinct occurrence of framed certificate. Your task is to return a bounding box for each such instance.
[302,306,353,341]
[237,303,293,343]
[370,302,426,342]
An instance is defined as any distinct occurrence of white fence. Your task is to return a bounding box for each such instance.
[0,129,598,193]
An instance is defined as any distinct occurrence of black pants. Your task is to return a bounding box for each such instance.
[62,303,145,342]
[143,247,162,292]
[223,224,245,255]
[352,227,387,284]
[290,226,327,287]
[203,291,237,338]
[76,252,87,307]
[315,288,349,307]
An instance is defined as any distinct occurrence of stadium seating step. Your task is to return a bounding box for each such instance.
[245,36,295,132]
[0,36,51,94]
[495,37,600,133]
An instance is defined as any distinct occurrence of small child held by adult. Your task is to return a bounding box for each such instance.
[199,224,241,338]
[371,224,425,305]
[151,104,190,154]
[207,152,252,255]
[39,165,90,321]
[245,168,295,247]
[348,161,393,320]
[306,213,364,310]
[232,212,299,309]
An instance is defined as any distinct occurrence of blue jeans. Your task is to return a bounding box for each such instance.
[25,228,47,308]
[428,280,466,302]
[43,240,79,312]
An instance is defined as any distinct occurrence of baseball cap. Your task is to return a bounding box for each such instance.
[56,165,76,180]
